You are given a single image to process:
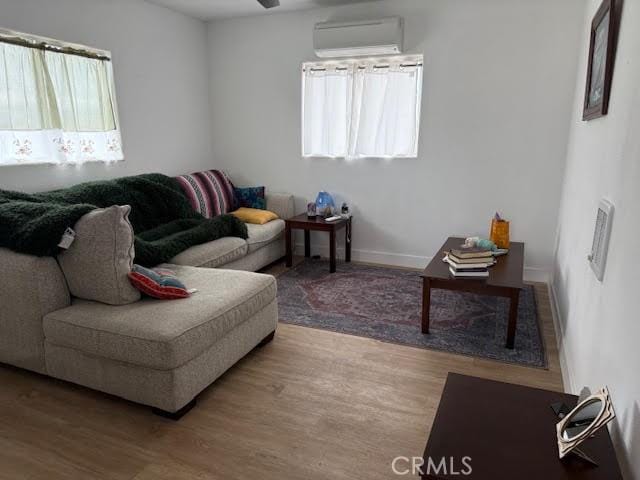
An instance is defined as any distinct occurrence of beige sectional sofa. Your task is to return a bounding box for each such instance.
[0,192,294,417]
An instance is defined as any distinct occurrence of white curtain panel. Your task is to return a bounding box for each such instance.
[46,51,118,132]
[0,44,58,131]
[349,64,422,159]
[302,66,353,158]
[302,56,423,160]
[0,41,123,166]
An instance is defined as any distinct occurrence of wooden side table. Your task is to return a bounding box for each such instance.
[285,213,352,273]
[422,374,623,479]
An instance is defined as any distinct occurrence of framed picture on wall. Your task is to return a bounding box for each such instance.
[582,0,617,120]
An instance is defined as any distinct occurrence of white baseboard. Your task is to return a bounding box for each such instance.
[523,267,551,283]
[549,281,575,394]
[294,243,551,282]
[295,243,428,269]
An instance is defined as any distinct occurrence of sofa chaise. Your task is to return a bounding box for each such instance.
[0,190,294,418]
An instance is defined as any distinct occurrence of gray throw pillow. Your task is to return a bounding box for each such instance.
[58,205,141,305]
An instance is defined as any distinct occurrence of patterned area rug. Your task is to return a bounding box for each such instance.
[277,260,547,368]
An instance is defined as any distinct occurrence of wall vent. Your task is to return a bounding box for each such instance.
[588,198,614,282]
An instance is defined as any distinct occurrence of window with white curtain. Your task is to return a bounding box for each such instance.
[0,30,123,166]
[302,55,423,159]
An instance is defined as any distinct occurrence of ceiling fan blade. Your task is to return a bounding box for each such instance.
[257,0,280,8]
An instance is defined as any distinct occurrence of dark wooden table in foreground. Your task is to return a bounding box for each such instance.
[421,237,525,348]
[285,213,352,273]
[422,374,623,480]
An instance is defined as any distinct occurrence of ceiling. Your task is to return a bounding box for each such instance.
[145,0,374,21]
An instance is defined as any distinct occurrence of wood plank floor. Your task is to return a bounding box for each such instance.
[0,259,563,480]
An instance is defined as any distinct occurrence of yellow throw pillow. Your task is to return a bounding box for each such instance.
[231,207,279,225]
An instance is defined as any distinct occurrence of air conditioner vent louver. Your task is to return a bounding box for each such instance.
[589,198,614,282]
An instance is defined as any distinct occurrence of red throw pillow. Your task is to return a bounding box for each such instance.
[128,265,190,300]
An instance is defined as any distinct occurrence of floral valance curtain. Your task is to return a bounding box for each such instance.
[0,41,123,165]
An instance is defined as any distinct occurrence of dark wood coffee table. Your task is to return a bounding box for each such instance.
[422,374,622,479]
[285,213,352,273]
[422,237,525,348]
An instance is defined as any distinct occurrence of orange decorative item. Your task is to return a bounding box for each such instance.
[490,213,510,249]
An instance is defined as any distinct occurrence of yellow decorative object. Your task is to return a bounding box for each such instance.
[490,218,510,249]
[231,208,279,225]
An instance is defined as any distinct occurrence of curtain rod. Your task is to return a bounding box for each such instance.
[0,36,111,61]
[306,63,422,72]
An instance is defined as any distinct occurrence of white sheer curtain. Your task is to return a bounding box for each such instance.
[302,56,423,160]
[302,66,353,158]
[0,40,123,166]
[349,63,422,158]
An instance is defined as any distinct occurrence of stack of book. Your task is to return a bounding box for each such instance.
[444,248,495,278]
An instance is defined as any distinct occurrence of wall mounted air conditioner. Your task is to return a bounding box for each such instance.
[313,17,404,58]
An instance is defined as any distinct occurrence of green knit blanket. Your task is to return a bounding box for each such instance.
[0,173,247,267]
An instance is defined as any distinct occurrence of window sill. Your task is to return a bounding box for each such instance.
[302,154,418,160]
[0,158,124,168]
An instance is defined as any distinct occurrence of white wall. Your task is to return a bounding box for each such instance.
[552,0,640,477]
[206,0,585,276]
[0,0,212,192]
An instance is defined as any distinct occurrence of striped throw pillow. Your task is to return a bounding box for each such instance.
[175,170,236,218]
[128,265,190,300]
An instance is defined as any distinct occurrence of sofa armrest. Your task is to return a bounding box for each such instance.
[0,248,71,373]
[266,193,295,220]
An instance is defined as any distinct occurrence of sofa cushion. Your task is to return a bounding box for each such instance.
[57,206,141,306]
[169,236,248,268]
[246,219,285,253]
[174,170,236,218]
[43,266,277,370]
